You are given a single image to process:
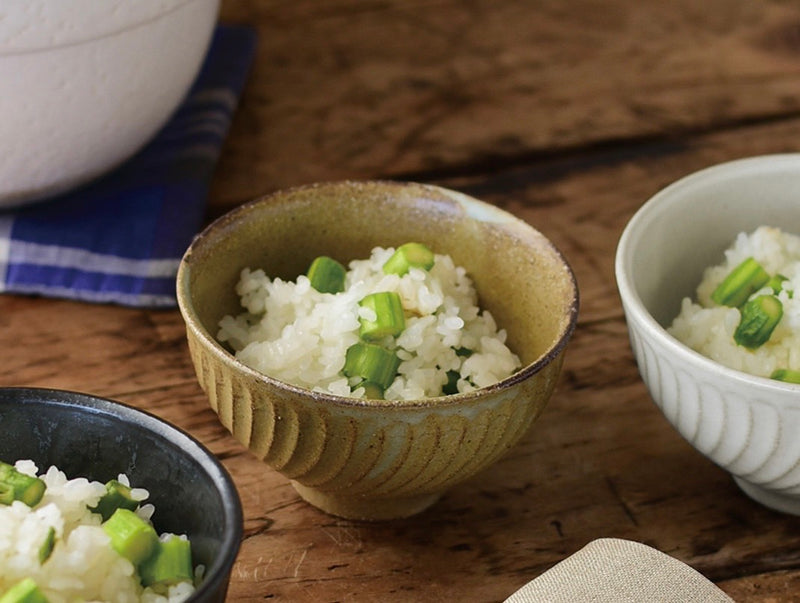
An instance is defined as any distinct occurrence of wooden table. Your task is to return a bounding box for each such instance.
[4,1,800,600]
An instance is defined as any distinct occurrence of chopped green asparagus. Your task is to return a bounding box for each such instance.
[102,508,159,566]
[734,294,783,348]
[0,461,45,507]
[139,535,194,588]
[358,292,406,340]
[443,370,461,396]
[0,484,13,505]
[357,381,386,400]
[92,479,140,521]
[306,256,347,294]
[711,257,770,307]
[767,273,789,295]
[38,527,55,564]
[0,578,48,603]
[770,368,800,384]
[382,243,435,276]
[343,342,401,390]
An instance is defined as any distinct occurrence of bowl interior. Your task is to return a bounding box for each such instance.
[180,181,578,383]
[620,155,800,328]
[0,387,242,601]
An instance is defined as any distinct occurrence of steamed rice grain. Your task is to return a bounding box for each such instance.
[669,226,800,377]
[217,246,521,399]
[0,461,197,603]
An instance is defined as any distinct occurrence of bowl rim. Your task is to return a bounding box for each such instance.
[0,386,243,600]
[615,153,800,395]
[0,0,217,55]
[177,179,580,409]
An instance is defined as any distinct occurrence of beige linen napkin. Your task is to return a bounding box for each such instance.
[504,538,735,602]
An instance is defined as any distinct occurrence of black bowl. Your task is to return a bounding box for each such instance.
[0,387,243,602]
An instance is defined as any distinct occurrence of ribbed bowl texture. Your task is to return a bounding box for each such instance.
[616,154,800,516]
[177,181,579,520]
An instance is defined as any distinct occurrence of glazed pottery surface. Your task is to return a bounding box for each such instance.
[178,180,579,520]
[0,0,219,207]
[0,387,243,601]
[616,154,800,516]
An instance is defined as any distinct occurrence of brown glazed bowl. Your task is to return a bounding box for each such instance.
[177,181,578,520]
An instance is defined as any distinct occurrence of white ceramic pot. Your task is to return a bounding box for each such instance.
[0,0,219,208]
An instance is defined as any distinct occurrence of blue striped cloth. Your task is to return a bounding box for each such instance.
[0,24,257,308]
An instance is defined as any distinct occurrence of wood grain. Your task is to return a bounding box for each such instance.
[3,1,800,600]
[212,0,800,206]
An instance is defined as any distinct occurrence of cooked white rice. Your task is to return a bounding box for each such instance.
[217,246,521,399]
[0,460,197,603]
[669,226,800,377]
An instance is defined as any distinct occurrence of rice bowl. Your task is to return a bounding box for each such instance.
[177,180,578,519]
[0,387,243,601]
[615,154,800,515]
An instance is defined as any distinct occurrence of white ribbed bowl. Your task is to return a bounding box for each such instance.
[0,0,219,207]
[615,154,800,516]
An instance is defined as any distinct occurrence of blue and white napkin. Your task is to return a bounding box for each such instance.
[0,24,257,308]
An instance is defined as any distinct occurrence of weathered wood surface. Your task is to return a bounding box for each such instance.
[3,1,800,600]
[212,0,800,209]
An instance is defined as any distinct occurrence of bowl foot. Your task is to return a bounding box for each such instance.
[733,477,800,516]
[292,482,442,521]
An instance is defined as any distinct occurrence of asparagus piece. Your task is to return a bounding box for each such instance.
[358,292,405,340]
[0,578,48,603]
[0,462,45,507]
[771,368,800,384]
[343,342,401,391]
[139,535,194,588]
[307,256,346,294]
[734,295,783,349]
[92,479,140,521]
[38,527,55,564]
[711,257,769,307]
[102,508,159,565]
[383,243,435,276]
